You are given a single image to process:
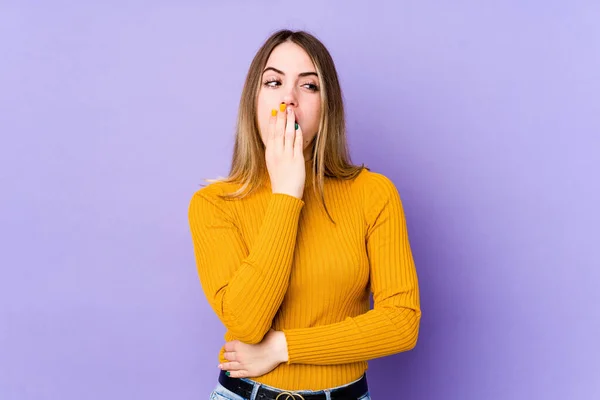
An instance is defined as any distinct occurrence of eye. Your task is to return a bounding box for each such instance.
[302,83,320,92]
[263,78,281,88]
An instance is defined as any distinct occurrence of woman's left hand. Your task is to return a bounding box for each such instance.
[220,329,289,378]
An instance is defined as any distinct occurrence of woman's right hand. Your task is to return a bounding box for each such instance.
[265,103,305,199]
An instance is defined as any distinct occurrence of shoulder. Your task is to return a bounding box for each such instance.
[353,168,401,200]
[352,168,404,221]
[188,180,242,216]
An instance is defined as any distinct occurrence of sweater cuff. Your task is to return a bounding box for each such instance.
[282,323,350,365]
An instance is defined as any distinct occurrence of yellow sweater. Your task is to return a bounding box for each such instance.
[188,163,421,390]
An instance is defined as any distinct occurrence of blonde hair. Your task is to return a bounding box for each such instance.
[209,29,366,221]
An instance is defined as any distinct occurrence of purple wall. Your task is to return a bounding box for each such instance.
[1,1,599,399]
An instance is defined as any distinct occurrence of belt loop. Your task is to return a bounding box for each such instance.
[249,381,261,400]
[324,389,331,400]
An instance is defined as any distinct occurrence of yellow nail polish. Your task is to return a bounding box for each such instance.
[279,103,286,112]
[271,109,277,117]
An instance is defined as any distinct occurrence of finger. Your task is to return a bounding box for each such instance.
[267,108,277,144]
[223,351,236,361]
[274,102,287,150]
[224,341,238,352]
[228,369,249,378]
[284,107,296,155]
[294,122,304,158]
[219,361,242,371]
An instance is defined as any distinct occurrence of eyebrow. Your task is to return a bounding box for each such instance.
[263,66,318,78]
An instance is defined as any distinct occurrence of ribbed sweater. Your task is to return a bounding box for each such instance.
[188,162,421,390]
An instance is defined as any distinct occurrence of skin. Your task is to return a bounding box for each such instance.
[256,41,322,160]
[219,42,324,378]
[219,330,288,378]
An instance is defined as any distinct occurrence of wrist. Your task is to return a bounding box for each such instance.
[272,190,303,200]
[274,331,289,363]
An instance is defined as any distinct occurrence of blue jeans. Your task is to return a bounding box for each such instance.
[209,375,371,400]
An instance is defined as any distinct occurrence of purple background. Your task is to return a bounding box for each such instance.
[1,1,599,399]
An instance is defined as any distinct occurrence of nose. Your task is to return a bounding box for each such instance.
[281,86,298,108]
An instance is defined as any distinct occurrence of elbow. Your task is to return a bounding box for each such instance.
[222,312,270,344]
[228,327,267,345]
[405,331,419,351]
[212,295,271,344]
[396,308,421,352]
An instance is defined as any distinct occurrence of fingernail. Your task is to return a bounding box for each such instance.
[279,103,286,112]
[271,109,277,117]
[225,371,230,377]
[295,123,299,130]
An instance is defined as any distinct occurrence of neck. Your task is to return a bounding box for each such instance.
[304,142,316,163]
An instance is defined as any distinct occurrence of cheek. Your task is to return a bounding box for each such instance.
[303,99,321,133]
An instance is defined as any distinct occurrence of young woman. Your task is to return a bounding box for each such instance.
[188,29,421,400]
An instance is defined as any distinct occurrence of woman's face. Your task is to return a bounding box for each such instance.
[256,42,322,158]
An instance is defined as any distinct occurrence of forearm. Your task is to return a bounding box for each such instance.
[202,193,303,344]
[281,306,421,365]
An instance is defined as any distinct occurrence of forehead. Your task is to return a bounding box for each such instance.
[265,42,316,73]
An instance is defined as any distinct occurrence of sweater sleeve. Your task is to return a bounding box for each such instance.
[188,187,304,344]
[282,173,421,365]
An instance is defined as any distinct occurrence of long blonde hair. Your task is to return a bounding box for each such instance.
[212,29,365,221]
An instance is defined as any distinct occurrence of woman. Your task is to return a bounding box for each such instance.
[188,29,421,400]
